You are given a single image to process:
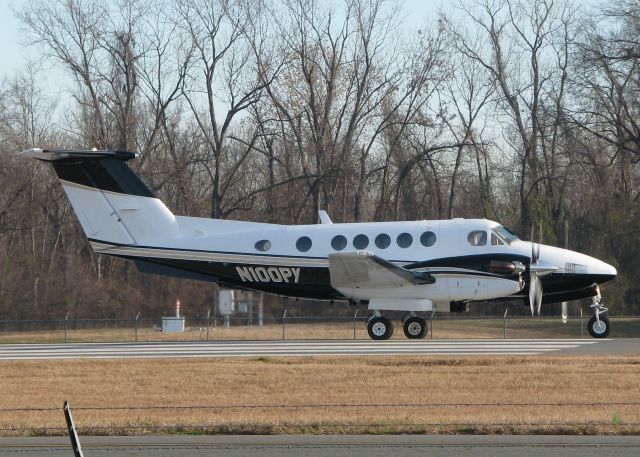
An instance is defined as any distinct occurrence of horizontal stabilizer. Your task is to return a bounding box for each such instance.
[329,251,435,289]
[19,148,137,162]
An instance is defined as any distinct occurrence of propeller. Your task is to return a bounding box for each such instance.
[528,224,558,316]
[561,302,568,324]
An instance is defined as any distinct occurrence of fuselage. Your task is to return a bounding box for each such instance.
[90,216,617,306]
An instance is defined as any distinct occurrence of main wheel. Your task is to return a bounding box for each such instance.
[588,314,610,338]
[367,316,394,340]
[403,316,427,339]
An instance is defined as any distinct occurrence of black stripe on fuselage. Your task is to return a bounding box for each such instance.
[406,253,530,272]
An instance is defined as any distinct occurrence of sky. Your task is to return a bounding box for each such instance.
[0,0,447,81]
[1,0,25,76]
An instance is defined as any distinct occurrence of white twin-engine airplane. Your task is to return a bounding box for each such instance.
[19,148,617,339]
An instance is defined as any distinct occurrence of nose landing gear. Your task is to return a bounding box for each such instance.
[588,286,610,338]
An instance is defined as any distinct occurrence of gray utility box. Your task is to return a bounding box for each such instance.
[162,316,185,333]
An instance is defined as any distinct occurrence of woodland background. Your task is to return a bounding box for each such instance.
[1,0,639,319]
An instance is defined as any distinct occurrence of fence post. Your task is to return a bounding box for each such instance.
[282,308,287,340]
[64,313,69,343]
[353,310,358,340]
[580,308,584,339]
[134,313,140,342]
[63,401,84,457]
[503,309,509,339]
[206,309,211,341]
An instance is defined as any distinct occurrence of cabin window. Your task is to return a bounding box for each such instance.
[296,236,312,252]
[331,235,347,251]
[397,232,413,248]
[468,231,487,246]
[420,231,436,247]
[255,239,271,251]
[353,234,369,250]
[491,233,504,246]
[375,234,391,249]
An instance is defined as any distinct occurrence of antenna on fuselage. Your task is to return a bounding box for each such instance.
[318,210,332,224]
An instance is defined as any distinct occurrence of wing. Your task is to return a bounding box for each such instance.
[329,251,435,289]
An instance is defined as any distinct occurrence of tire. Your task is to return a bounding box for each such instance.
[403,316,427,339]
[588,314,610,338]
[367,316,394,340]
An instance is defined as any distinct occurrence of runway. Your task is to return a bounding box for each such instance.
[0,338,630,359]
[3,435,640,457]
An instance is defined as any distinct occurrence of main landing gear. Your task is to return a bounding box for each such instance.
[403,315,428,339]
[366,312,428,340]
[588,287,610,338]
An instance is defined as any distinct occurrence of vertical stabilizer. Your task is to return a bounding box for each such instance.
[19,148,178,245]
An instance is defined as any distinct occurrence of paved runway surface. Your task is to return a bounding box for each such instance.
[0,338,635,359]
[3,435,640,457]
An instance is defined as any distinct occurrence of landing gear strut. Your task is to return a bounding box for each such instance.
[588,286,610,338]
[402,315,428,339]
[367,312,394,340]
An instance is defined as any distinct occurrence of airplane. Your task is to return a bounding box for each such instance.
[18,148,617,340]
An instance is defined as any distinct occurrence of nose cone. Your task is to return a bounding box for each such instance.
[565,249,617,283]
[595,259,617,280]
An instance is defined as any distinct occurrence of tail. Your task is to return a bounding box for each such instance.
[19,148,178,246]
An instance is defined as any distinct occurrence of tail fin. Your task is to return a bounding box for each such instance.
[19,148,178,245]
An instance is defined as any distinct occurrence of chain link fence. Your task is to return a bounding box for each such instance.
[1,312,638,343]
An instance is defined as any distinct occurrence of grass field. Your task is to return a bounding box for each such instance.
[1,355,640,436]
[1,317,639,343]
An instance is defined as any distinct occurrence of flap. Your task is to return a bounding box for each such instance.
[329,251,435,289]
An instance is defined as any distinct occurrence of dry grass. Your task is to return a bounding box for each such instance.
[1,355,640,436]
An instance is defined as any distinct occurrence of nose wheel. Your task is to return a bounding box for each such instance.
[589,286,610,338]
[588,314,610,338]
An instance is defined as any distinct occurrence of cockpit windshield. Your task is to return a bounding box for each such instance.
[493,225,520,245]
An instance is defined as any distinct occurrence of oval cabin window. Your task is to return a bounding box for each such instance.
[420,231,436,247]
[255,239,271,251]
[331,235,347,251]
[375,233,391,249]
[296,236,312,252]
[353,234,369,250]
[397,233,413,248]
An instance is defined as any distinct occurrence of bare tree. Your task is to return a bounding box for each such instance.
[176,0,276,218]
[444,0,578,235]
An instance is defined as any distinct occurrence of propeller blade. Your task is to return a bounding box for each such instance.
[528,272,538,316]
[528,274,543,316]
[561,302,568,324]
[530,225,540,263]
[528,224,551,316]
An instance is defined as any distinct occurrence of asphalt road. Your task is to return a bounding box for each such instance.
[0,338,631,359]
[3,435,640,457]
